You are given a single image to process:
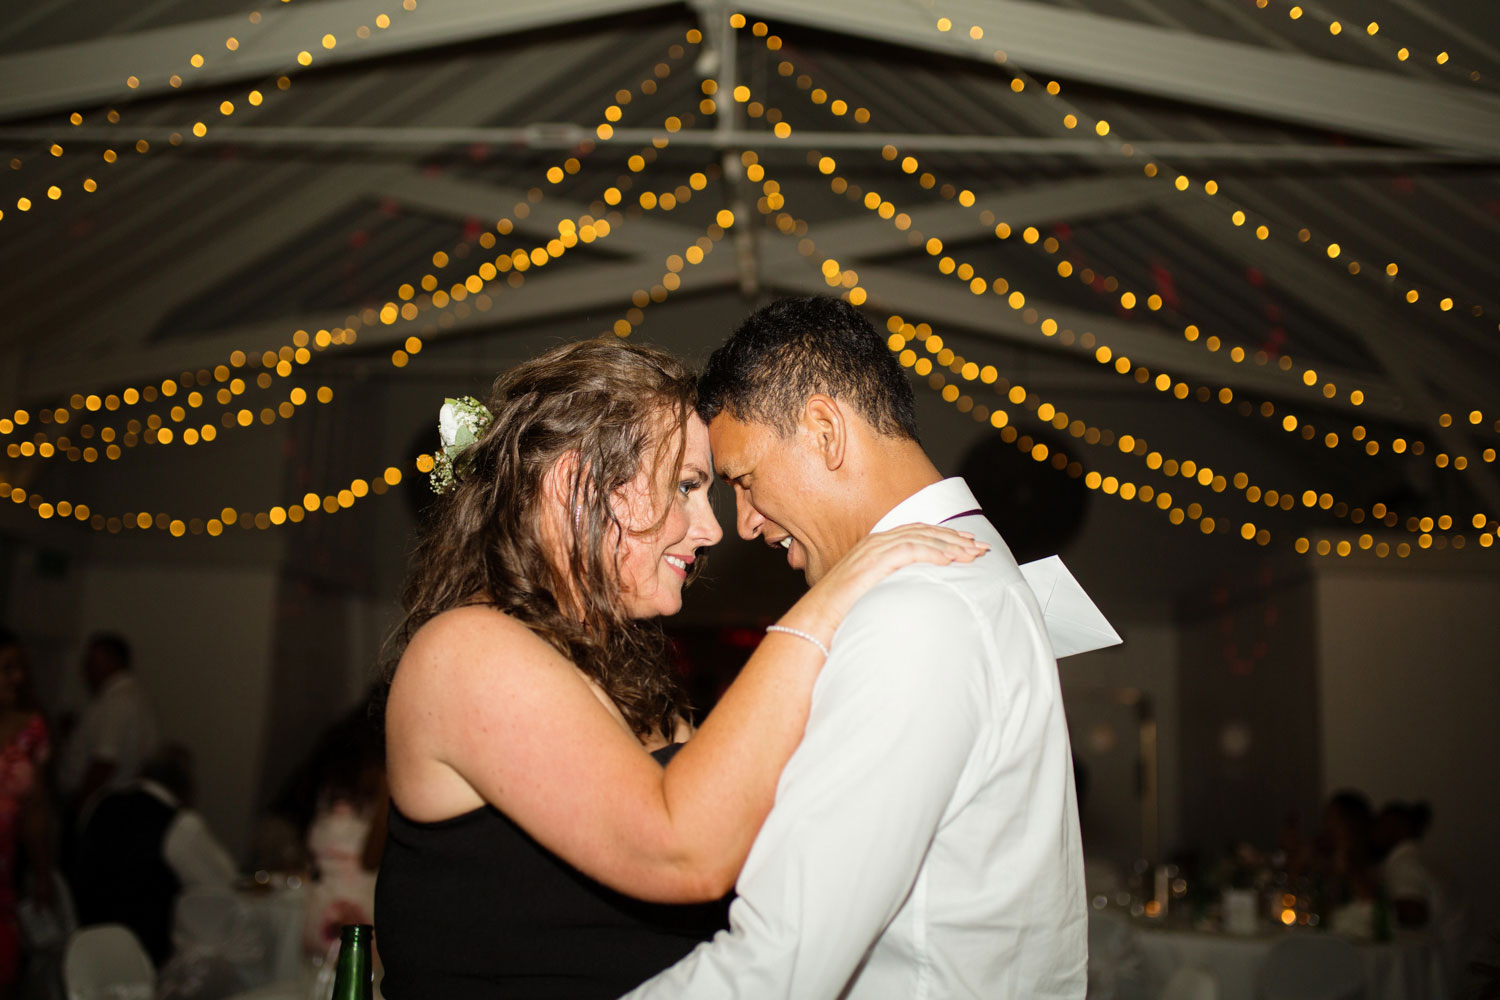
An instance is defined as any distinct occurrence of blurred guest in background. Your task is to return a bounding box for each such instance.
[0,629,55,1000]
[57,633,159,823]
[1372,800,1444,928]
[256,691,385,878]
[1314,789,1386,940]
[72,744,237,966]
[301,715,386,957]
[1372,799,1472,984]
[1316,789,1377,906]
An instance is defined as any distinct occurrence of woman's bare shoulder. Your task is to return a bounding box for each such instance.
[408,602,532,645]
[395,605,564,696]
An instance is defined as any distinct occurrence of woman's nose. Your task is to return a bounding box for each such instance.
[694,496,723,547]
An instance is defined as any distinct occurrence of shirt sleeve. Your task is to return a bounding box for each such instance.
[626,573,990,999]
[1382,847,1430,903]
[163,809,240,889]
[90,690,131,763]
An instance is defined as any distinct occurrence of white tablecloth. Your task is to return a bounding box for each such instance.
[1134,926,1448,1000]
[239,887,308,985]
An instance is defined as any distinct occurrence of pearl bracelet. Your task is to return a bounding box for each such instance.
[765,625,831,659]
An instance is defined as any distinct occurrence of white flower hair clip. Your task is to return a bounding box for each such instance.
[430,395,493,494]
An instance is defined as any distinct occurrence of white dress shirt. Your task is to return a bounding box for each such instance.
[628,478,1087,999]
[137,779,241,889]
[59,671,160,796]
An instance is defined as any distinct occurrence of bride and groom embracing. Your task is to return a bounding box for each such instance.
[375,294,1115,999]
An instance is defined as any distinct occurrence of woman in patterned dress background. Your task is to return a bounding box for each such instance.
[0,628,56,999]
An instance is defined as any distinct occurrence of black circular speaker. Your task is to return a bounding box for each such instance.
[957,430,1089,563]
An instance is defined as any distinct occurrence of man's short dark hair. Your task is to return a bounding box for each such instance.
[698,296,919,440]
[88,632,131,669]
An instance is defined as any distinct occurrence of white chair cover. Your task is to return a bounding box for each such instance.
[62,925,155,1000]
[18,870,78,951]
[1258,935,1365,1000]
[158,889,268,1000]
[1161,965,1220,1000]
[17,873,77,1000]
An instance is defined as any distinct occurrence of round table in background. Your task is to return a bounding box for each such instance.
[1134,925,1448,1000]
[238,886,308,985]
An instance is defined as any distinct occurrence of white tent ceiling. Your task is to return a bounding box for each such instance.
[2,0,1498,542]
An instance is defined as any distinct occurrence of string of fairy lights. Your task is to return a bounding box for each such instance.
[5,15,1496,558]
[2,30,738,536]
[750,163,1498,557]
[889,323,1491,542]
[7,28,748,482]
[1250,0,1485,85]
[745,23,1499,464]
[732,24,1500,554]
[4,29,709,458]
[801,153,1496,535]
[791,127,1493,480]
[2,1,421,223]
[2,465,408,537]
[3,207,741,538]
[753,177,1277,551]
[596,213,735,340]
[918,4,1500,347]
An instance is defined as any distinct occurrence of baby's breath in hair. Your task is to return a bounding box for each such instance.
[430,396,493,494]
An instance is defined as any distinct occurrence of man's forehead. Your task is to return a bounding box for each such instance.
[707,413,766,474]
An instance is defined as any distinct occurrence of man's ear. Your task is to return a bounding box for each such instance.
[802,394,846,472]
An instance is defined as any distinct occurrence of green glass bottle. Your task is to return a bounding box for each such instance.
[330,924,374,1000]
[1372,887,1393,943]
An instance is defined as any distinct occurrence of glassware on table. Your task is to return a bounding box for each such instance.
[1223,887,1260,935]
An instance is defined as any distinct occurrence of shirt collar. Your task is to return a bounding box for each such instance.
[870,477,983,534]
[96,670,134,697]
[137,779,180,809]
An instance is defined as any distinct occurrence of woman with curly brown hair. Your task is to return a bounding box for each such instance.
[374,338,984,999]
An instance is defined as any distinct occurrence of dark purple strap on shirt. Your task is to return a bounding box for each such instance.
[939,508,985,524]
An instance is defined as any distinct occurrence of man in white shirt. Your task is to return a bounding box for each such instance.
[74,744,238,965]
[59,633,160,818]
[629,296,1087,998]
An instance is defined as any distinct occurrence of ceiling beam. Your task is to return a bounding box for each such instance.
[740,0,1500,155]
[0,0,665,121]
[4,125,1491,165]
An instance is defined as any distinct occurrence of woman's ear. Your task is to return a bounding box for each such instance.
[802,394,847,472]
[542,450,584,520]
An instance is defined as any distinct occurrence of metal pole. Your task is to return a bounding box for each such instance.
[3,126,1490,164]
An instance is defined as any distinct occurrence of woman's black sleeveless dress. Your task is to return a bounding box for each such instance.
[375,744,729,999]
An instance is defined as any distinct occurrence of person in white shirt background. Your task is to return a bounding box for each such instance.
[1372,800,1471,986]
[628,295,1092,999]
[57,632,160,822]
[73,743,238,966]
